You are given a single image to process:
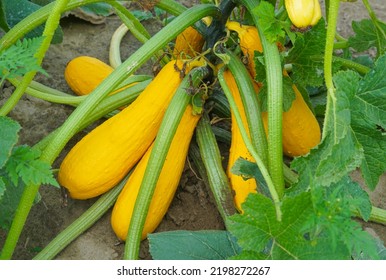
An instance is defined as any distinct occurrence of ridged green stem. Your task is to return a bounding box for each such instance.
[322,0,340,140]
[237,0,284,198]
[217,67,282,221]
[124,67,209,260]
[196,113,236,222]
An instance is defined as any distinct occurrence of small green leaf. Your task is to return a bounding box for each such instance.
[131,10,154,22]
[0,37,48,81]
[348,19,386,55]
[5,146,59,187]
[253,1,289,43]
[0,116,21,169]
[148,230,240,260]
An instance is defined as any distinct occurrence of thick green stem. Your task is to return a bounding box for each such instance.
[352,206,386,226]
[322,0,340,140]
[237,0,284,198]
[0,0,70,116]
[218,68,282,221]
[224,50,268,166]
[196,113,236,222]
[124,67,209,259]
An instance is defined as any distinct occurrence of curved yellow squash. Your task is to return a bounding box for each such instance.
[64,56,114,96]
[223,70,257,212]
[285,0,322,28]
[111,105,200,240]
[58,60,198,199]
[227,21,321,157]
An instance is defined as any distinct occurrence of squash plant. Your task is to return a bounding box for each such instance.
[0,0,386,260]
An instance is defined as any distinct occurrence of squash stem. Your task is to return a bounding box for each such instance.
[156,0,188,15]
[322,0,340,140]
[124,67,210,260]
[217,67,282,222]
[0,0,71,259]
[237,0,284,199]
[196,113,237,223]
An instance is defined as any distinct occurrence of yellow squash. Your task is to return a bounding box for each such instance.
[227,21,321,157]
[173,26,205,59]
[64,56,114,96]
[111,105,200,240]
[58,59,199,199]
[223,70,257,212]
[285,0,322,28]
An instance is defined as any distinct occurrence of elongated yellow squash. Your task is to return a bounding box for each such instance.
[111,105,200,240]
[226,21,321,157]
[223,70,257,212]
[58,60,199,199]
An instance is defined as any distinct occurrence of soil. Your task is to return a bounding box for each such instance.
[0,0,385,260]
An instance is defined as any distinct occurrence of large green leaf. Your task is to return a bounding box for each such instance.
[148,230,240,260]
[2,0,63,43]
[228,192,351,259]
[0,116,20,169]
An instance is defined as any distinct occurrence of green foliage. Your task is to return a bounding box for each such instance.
[0,37,47,84]
[253,1,290,43]
[148,230,240,260]
[0,117,58,230]
[1,0,63,43]
[0,0,9,31]
[348,19,386,56]
[285,19,327,88]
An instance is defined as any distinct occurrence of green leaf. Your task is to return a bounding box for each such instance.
[5,146,59,187]
[348,19,386,55]
[230,157,270,198]
[0,174,26,230]
[0,116,21,169]
[253,1,289,43]
[332,56,386,190]
[228,192,350,259]
[0,177,5,200]
[285,19,327,88]
[148,230,240,260]
[131,10,154,22]
[0,37,48,81]
[80,3,114,17]
[2,0,63,43]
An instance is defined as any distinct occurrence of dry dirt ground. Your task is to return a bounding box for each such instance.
[0,0,385,260]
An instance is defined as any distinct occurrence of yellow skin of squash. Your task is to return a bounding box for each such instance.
[58,60,198,199]
[64,56,114,96]
[111,105,200,241]
[223,70,258,212]
[64,55,133,97]
[285,0,322,28]
[226,21,321,158]
[173,26,205,59]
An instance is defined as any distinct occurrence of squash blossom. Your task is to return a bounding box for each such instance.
[285,0,322,28]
